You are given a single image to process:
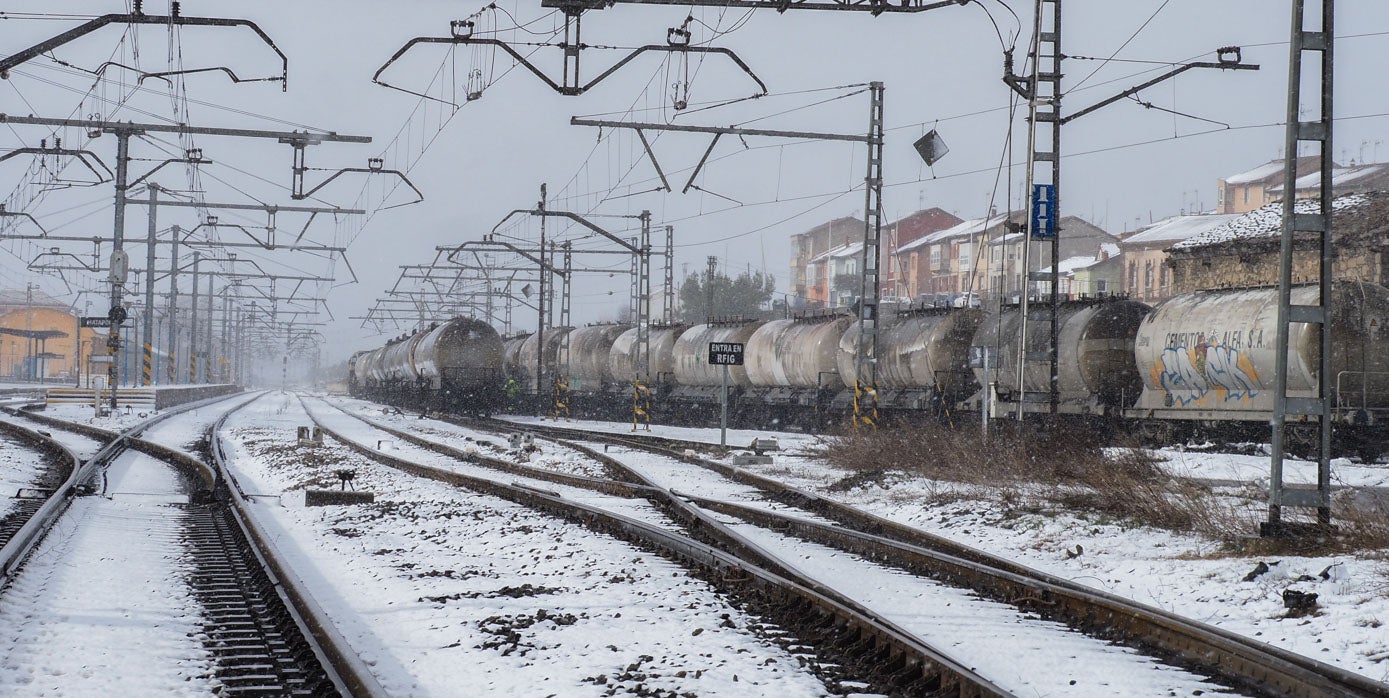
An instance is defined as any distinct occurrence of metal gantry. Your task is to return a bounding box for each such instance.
[0,114,369,403]
[571,82,885,427]
[1003,1,1256,418]
[1267,0,1336,534]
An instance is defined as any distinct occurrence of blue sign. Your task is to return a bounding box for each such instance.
[1031,183,1056,239]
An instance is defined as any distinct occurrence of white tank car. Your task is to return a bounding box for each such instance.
[1131,281,1389,421]
[608,325,687,384]
[564,324,630,390]
[672,320,766,386]
[745,315,852,388]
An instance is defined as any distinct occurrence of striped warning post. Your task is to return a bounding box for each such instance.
[142,343,153,386]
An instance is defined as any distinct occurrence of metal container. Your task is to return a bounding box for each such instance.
[379,332,426,383]
[971,299,1151,408]
[837,308,984,398]
[746,316,852,388]
[672,321,766,386]
[609,325,687,384]
[566,324,630,390]
[516,327,574,390]
[502,334,529,380]
[413,318,505,391]
[1132,282,1389,417]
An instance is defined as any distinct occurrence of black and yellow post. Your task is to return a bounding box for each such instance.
[141,342,153,386]
[551,375,570,421]
[167,351,176,383]
[632,376,651,432]
[852,380,878,430]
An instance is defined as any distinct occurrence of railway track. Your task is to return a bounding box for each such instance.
[320,398,1387,698]
[320,396,1347,697]
[303,395,1012,697]
[0,393,383,697]
[483,415,1389,698]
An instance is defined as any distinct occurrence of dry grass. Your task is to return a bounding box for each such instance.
[816,421,1283,541]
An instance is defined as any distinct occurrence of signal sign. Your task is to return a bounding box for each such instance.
[708,342,744,366]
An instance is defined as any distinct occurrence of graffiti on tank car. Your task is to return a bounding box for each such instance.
[1155,333,1263,405]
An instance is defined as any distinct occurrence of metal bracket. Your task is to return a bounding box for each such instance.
[0,11,289,91]
[374,30,767,100]
[294,160,423,207]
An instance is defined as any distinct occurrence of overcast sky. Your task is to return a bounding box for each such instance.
[3,0,1388,364]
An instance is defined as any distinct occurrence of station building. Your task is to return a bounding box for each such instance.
[0,288,108,382]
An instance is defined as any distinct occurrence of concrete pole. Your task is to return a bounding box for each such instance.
[188,252,200,384]
[167,225,181,384]
[142,185,158,386]
[204,273,213,383]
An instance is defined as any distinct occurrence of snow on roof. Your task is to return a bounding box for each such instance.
[1121,214,1243,247]
[1222,161,1285,185]
[898,213,1010,254]
[1172,194,1371,249]
[1099,242,1120,258]
[811,242,863,263]
[1267,163,1389,194]
[829,242,864,259]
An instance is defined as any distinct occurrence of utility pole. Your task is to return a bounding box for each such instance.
[664,225,675,324]
[1003,2,1256,418]
[204,273,214,384]
[189,252,200,384]
[167,225,180,385]
[853,82,885,430]
[1267,0,1335,535]
[142,185,159,386]
[536,184,547,399]
[0,114,371,398]
[705,256,717,320]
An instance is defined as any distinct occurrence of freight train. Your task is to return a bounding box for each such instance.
[349,282,1389,455]
[348,317,505,413]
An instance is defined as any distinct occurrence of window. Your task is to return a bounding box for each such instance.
[958,242,973,270]
[1128,261,1138,290]
[1143,261,1154,294]
[929,246,942,270]
[1096,279,1108,293]
[1243,187,1249,205]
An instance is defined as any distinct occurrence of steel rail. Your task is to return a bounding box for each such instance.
[0,391,248,587]
[12,391,386,696]
[486,418,1389,698]
[202,392,387,698]
[302,397,1006,697]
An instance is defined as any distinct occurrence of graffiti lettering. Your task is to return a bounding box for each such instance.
[1155,340,1262,406]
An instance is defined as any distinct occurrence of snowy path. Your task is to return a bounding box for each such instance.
[222,393,832,697]
[0,432,52,523]
[0,449,215,695]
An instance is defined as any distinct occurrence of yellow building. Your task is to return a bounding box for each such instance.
[0,288,107,381]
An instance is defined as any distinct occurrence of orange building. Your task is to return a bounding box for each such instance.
[0,288,106,381]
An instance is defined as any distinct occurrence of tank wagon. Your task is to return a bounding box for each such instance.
[350,283,1389,454]
[838,307,986,413]
[1128,281,1389,449]
[971,298,1152,418]
[348,317,505,413]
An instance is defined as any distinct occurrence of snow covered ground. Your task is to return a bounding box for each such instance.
[221,393,835,697]
[471,414,1389,684]
[0,449,216,696]
[0,433,46,522]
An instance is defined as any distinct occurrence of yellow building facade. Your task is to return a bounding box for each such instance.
[0,305,106,381]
